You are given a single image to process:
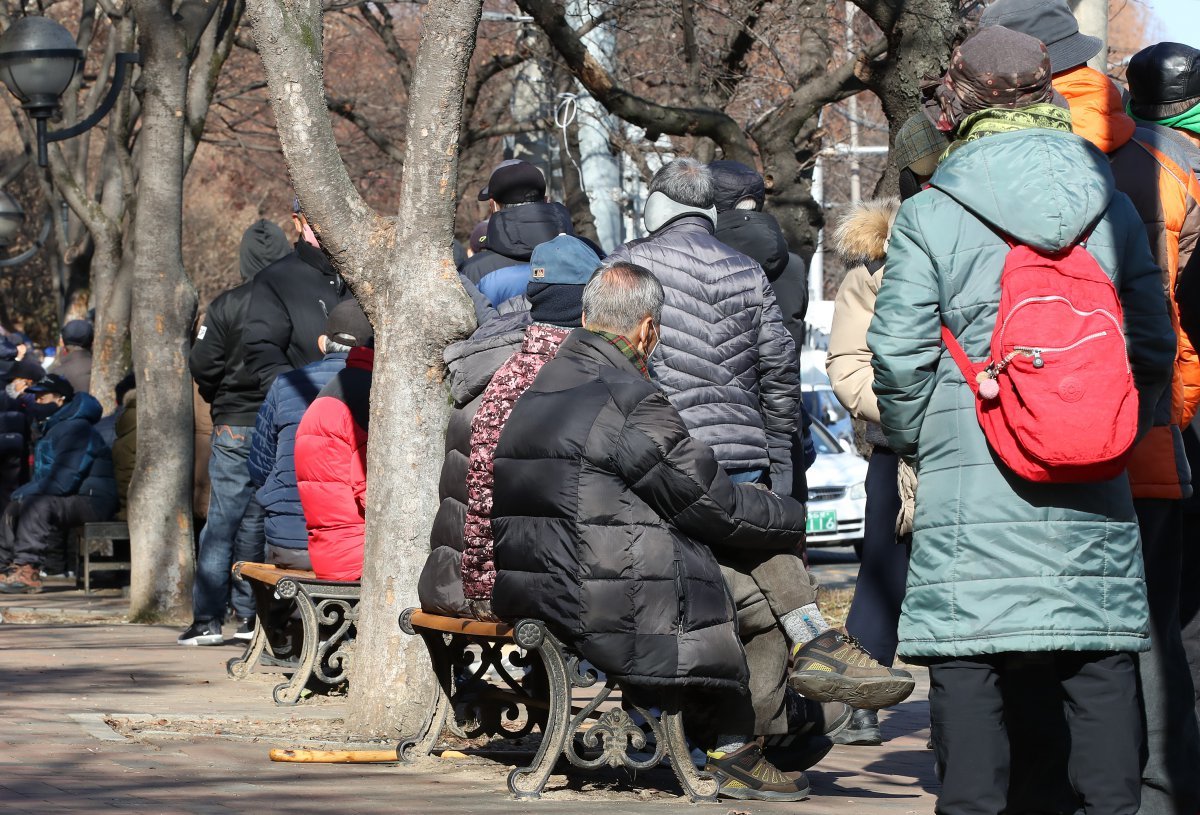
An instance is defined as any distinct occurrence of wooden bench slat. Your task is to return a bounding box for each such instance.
[233,562,317,586]
[408,610,514,639]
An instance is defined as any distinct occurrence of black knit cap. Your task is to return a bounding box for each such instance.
[1127,42,1200,120]
[325,299,373,348]
[709,160,766,213]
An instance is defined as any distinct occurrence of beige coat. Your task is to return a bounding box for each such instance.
[826,199,896,425]
[825,198,916,537]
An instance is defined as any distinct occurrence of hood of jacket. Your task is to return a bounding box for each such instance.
[833,198,899,264]
[931,129,1113,251]
[485,202,574,262]
[1053,66,1136,155]
[239,219,291,280]
[45,392,102,430]
[715,209,790,278]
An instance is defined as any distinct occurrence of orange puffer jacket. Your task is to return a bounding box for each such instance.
[1056,67,1200,499]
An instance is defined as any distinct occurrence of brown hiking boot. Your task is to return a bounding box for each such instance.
[789,629,915,710]
[704,741,810,801]
[0,563,42,594]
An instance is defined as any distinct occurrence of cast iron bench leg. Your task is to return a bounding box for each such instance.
[661,706,720,802]
[272,579,320,705]
[506,620,571,799]
[397,622,454,761]
[227,618,269,680]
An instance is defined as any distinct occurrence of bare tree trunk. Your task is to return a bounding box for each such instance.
[248,0,479,735]
[88,241,132,414]
[127,0,200,622]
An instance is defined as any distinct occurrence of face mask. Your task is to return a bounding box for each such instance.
[5,383,20,400]
[27,402,59,422]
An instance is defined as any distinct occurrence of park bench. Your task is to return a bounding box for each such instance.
[74,522,130,594]
[398,608,720,802]
[226,562,360,705]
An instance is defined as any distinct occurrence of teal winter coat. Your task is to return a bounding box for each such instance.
[867,128,1175,660]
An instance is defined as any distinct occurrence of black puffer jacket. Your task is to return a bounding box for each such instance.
[243,242,350,391]
[607,216,801,493]
[460,202,574,306]
[191,280,262,425]
[715,210,808,350]
[491,329,807,690]
[192,221,293,423]
[419,315,527,616]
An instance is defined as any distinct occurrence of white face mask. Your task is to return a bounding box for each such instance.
[5,383,20,400]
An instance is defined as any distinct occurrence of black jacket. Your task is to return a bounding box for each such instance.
[491,329,807,690]
[460,202,574,306]
[243,242,349,391]
[190,280,263,425]
[715,209,808,349]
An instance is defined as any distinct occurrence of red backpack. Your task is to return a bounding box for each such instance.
[941,234,1138,483]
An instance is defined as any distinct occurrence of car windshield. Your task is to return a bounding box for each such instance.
[809,421,841,455]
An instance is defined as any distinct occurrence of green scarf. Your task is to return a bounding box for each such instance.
[588,328,650,379]
[1129,98,1200,136]
[944,103,1073,160]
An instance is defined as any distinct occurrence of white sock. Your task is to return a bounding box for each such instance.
[781,602,831,647]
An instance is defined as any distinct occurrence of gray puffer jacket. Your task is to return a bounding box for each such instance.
[607,216,800,492]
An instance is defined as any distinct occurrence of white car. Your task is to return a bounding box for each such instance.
[805,420,868,557]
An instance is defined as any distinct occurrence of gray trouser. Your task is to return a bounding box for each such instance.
[715,549,819,736]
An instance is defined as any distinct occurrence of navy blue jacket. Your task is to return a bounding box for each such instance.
[13,393,117,514]
[249,352,347,550]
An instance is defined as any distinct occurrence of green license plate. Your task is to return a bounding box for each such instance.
[806,510,838,534]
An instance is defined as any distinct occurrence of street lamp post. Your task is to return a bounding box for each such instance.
[0,188,53,268]
[0,16,139,167]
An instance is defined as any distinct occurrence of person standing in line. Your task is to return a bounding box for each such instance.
[870,27,1175,815]
[825,112,947,746]
[180,219,291,646]
[242,199,352,392]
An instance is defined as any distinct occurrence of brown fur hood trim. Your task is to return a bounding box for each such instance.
[832,198,899,264]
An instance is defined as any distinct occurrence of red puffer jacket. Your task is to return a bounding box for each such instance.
[295,347,373,581]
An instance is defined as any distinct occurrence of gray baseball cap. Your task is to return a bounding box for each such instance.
[978,0,1102,74]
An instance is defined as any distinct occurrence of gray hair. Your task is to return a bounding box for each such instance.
[582,262,665,334]
[648,158,714,208]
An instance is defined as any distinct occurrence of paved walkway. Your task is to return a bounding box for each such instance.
[1,556,939,815]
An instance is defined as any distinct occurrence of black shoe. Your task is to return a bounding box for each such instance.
[177,619,224,646]
[704,742,810,801]
[831,708,883,746]
[234,617,256,642]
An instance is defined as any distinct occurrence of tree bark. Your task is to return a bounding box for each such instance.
[127,0,201,622]
[247,0,478,735]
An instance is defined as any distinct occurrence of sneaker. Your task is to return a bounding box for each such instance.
[762,734,834,773]
[789,630,916,710]
[0,563,42,594]
[704,741,810,801]
[234,617,256,642]
[177,619,224,646]
[831,708,883,746]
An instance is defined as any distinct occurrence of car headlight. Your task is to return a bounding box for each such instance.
[848,481,867,500]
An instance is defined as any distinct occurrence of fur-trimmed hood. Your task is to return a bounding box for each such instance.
[833,198,899,264]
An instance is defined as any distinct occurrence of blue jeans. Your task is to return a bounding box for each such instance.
[192,425,265,623]
[728,469,766,484]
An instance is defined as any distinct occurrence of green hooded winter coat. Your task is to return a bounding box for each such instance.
[867,128,1176,660]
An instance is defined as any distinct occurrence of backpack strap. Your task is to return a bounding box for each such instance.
[941,324,980,396]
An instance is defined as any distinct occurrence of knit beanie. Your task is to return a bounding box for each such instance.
[239,219,291,280]
[528,282,586,328]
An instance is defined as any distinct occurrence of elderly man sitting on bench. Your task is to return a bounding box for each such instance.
[484,262,913,802]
